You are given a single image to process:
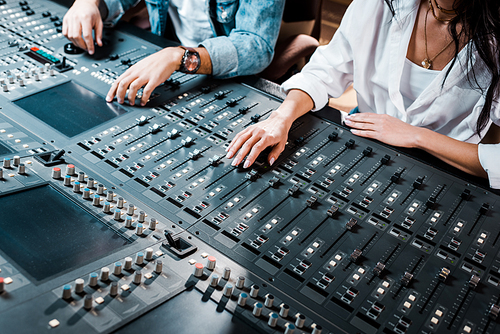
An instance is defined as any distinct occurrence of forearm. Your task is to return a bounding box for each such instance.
[415,128,488,178]
[269,89,314,127]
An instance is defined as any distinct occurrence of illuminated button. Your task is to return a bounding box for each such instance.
[48,320,60,328]
[271,219,278,224]
[408,294,416,301]
[285,236,293,241]
[481,233,487,238]
[353,274,360,280]
[329,260,337,267]
[434,212,441,217]
[121,284,130,291]
[408,207,415,213]
[464,325,472,333]
[454,227,460,232]
[307,248,314,254]
[457,222,464,227]
[430,317,439,325]
[335,255,342,261]
[265,224,272,229]
[382,281,390,288]
[246,213,253,218]
[144,273,153,279]
[403,301,411,308]
[478,238,484,244]
[313,242,320,248]
[291,230,299,236]
[412,202,419,207]
[435,310,443,317]
[358,268,365,274]
[233,197,240,202]
[377,288,385,294]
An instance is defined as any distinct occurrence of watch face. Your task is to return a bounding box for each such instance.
[185,53,199,72]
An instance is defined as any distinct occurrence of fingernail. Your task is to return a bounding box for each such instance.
[351,129,359,134]
[225,146,230,152]
[269,157,275,166]
[231,159,238,166]
[117,99,123,104]
[344,119,352,125]
[105,96,111,102]
[225,151,233,159]
[243,160,251,168]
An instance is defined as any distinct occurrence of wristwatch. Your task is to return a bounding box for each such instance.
[179,46,201,74]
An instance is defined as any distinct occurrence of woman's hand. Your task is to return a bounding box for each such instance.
[106,47,184,106]
[345,112,424,148]
[225,113,292,168]
[62,0,103,55]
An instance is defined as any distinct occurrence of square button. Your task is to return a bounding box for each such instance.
[48,319,60,328]
[431,317,439,325]
[408,294,416,301]
[403,301,411,308]
[435,309,443,317]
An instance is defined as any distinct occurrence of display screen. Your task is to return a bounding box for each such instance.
[0,185,130,283]
[0,140,12,155]
[14,81,127,138]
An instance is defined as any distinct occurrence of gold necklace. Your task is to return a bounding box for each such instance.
[433,0,456,15]
[428,0,453,23]
[422,6,454,69]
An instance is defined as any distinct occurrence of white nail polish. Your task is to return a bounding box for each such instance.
[243,160,250,169]
[269,158,275,166]
[231,160,238,166]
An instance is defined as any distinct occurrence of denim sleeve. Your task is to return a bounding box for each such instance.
[103,0,141,26]
[201,0,285,78]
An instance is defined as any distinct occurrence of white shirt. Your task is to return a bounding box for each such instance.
[168,0,214,47]
[282,0,500,189]
[400,58,440,109]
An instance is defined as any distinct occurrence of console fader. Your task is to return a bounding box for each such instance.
[1,1,500,334]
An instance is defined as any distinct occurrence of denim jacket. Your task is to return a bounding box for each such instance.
[103,0,285,78]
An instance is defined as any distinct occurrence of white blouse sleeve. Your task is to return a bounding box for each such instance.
[478,143,500,189]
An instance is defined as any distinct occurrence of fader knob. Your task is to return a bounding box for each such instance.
[136,223,143,235]
[135,252,144,265]
[133,270,142,285]
[78,171,85,182]
[82,188,90,200]
[206,256,216,270]
[138,211,145,223]
[193,263,204,277]
[88,272,98,287]
[250,285,259,298]
[66,164,75,175]
[100,267,110,281]
[3,158,11,169]
[97,184,104,195]
[127,204,135,215]
[74,278,84,293]
[210,274,220,287]
[109,282,118,297]
[265,294,274,308]
[268,313,278,327]
[295,314,306,328]
[236,276,245,289]
[124,257,133,270]
[113,262,122,276]
[87,178,95,188]
[84,295,93,310]
[238,292,248,306]
[284,324,296,334]
[117,197,124,209]
[17,163,25,174]
[145,248,153,260]
[155,260,163,274]
[64,175,71,186]
[280,304,290,318]
[13,156,20,166]
[62,284,72,300]
[253,302,263,317]
[223,267,231,280]
[149,217,157,230]
[223,283,233,297]
[73,181,81,193]
[312,325,323,334]
[113,209,121,221]
[92,194,100,206]
[125,216,132,228]
[106,191,114,202]
[103,202,111,213]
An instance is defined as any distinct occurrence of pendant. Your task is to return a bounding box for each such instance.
[422,58,431,69]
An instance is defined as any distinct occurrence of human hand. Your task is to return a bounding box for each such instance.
[62,0,103,55]
[106,47,184,106]
[225,113,292,168]
[344,113,423,148]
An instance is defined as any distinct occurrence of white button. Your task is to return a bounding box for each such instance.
[95,297,105,304]
[463,325,472,333]
[403,301,412,308]
[377,288,385,294]
[372,183,378,188]
[431,217,437,223]
[435,309,443,317]
[358,268,365,274]
[307,248,314,254]
[286,236,293,241]
[246,213,252,218]
[227,202,234,207]
[434,212,441,217]
[454,227,460,232]
[382,281,390,288]
[457,222,464,227]
[431,317,439,325]
[291,230,298,236]
[481,233,487,238]
[408,207,415,213]
[209,192,215,196]
[216,187,222,192]
[412,202,419,207]
[271,219,278,224]
[329,260,337,267]
[408,294,416,301]
[312,242,320,248]
[252,208,259,213]
[335,255,342,261]
[353,274,360,280]
[265,224,272,229]
[48,320,60,328]
[234,197,240,202]
[478,238,484,244]
[392,192,398,197]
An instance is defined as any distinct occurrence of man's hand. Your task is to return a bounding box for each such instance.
[62,0,103,55]
[344,113,423,148]
[106,47,185,106]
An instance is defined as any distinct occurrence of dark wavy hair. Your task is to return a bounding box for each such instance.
[385,0,500,136]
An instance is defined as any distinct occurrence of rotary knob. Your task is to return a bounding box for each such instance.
[193,263,204,278]
[155,260,163,274]
[210,274,219,287]
[238,292,248,306]
[106,191,114,202]
[62,284,72,300]
[253,302,263,317]
[66,164,75,175]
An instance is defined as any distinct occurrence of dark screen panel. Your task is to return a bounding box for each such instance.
[14,82,127,137]
[0,185,130,282]
[0,140,13,155]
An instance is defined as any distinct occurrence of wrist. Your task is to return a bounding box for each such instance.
[413,127,431,150]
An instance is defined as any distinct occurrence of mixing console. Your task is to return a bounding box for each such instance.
[1,1,500,333]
